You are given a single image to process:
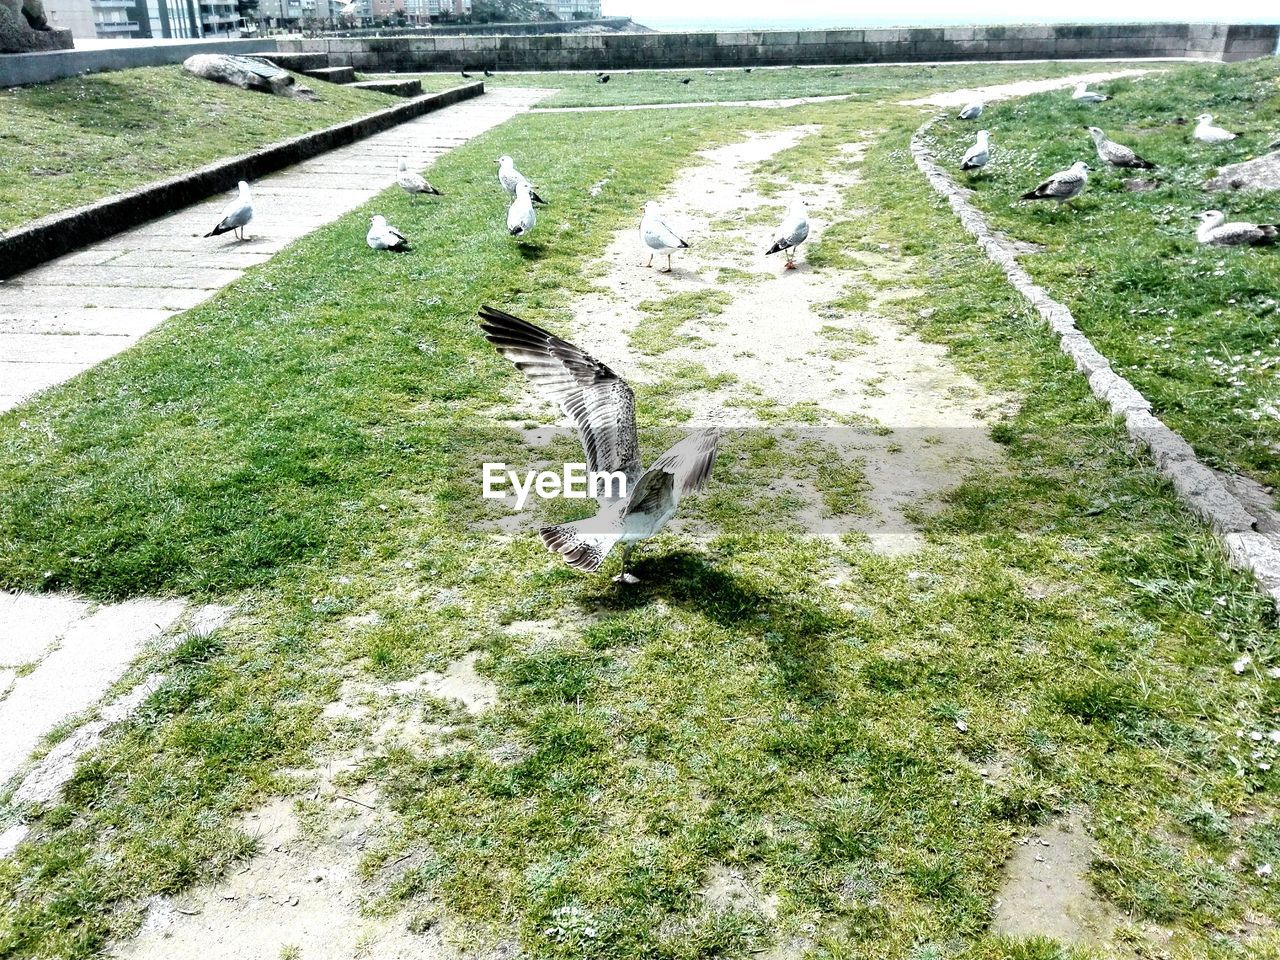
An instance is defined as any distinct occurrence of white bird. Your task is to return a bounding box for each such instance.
[1072,82,1109,104]
[1021,161,1090,206]
[961,130,990,172]
[496,155,545,205]
[397,158,442,197]
[1195,210,1278,247]
[478,306,719,583]
[639,201,689,272]
[1194,114,1237,143]
[957,100,983,120]
[204,180,253,241]
[507,181,536,237]
[366,214,410,252]
[765,197,810,269]
[1085,126,1154,169]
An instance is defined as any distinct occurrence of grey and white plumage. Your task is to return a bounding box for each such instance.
[1194,114,1237,143]
[366,215,410,252]
[765,197,809,268]
[397,157,442,197]
[1072,82,1109,104]
[478,306,719,582]
[1086,126,1154,169]
[507,181,536,237]
[957,101,983,120]
[497,155,545,205]
[204,180,253,240]
[1196,210,1278,247]
[639,201,689,272]
[1021,161,1089,205]
[960,130,990,171]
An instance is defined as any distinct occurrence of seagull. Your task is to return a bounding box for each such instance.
[1194,114,1237,143]
[957,101,983,120]
[1072,82,1109,103]
[1086,126,1154,169]
[765,196,809,269]
[366,215,410,252]
[204,180,253,241]
[597,74,610,84]
[639,201,689,272]
[497,155,546,205]
[1195,210,1278,247]
[508,181,536,238]
[478,306,720,583]
[397,158,442,197]
[1021,161,1089,207]
[960,130,990,171]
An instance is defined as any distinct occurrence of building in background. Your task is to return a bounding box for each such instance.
[42,0,96,37]
[198,0,238,34]
[543,0,599,18]
[45,0,202,38]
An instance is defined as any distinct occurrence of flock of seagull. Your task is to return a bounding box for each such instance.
[201,145,817,582]
[197,74,1276,581]
[952,82,1278,247]
[205,153,811,269]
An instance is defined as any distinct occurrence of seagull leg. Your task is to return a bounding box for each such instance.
[646,253,653,269]
[612,546,639,585]
[664,254,673,273]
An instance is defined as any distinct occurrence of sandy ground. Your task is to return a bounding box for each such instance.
[554,123,1008,555]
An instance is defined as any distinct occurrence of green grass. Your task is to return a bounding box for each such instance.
[430,61,1178,109]
[924,57,1280,488]
[2,61,1279,960]
[0,65,404,231]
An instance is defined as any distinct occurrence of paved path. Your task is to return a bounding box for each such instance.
[0,87,550,413]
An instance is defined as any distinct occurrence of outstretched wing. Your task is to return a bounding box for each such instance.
[479,306,642,483]
[648,428,719,498]
[622,467,676,524]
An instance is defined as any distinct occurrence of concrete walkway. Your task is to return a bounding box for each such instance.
[0,87,550,413]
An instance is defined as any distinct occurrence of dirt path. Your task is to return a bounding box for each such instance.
[562,123,1008,555]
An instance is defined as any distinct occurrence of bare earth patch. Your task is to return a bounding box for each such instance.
[992,812,1126,947]
[115,651,500,958]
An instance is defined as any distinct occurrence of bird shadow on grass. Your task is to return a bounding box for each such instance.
[516,242,548,261]
[580,550,842,705]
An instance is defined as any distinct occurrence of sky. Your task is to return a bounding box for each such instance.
[601,0,1279,26]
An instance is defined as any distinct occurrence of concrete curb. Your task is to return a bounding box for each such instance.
[910,114,1280,610]
[0,81,484,281]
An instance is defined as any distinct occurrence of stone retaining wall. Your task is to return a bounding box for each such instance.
[278,22,1279,72]
[0,37,278,87]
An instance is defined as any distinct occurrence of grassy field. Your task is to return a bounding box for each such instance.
[925,57,1280,489]
[419,61,1172,109]
[1,60,1278,960]
[0,65,406,231]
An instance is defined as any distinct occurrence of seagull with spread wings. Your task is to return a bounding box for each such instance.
[479,306,720,583]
